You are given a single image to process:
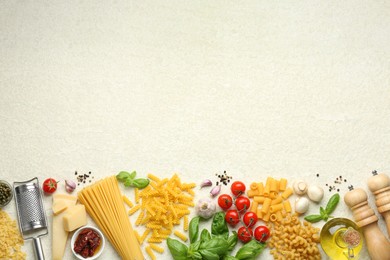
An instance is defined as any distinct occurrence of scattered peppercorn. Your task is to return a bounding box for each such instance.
[76,171,94,186]
[215,170,232,186]
[372,170,378,176]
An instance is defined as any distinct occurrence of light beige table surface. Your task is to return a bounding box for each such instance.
[1,0,389,259]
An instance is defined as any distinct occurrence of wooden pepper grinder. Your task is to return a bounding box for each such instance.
[344,188,390,260]
[368,173,390,236]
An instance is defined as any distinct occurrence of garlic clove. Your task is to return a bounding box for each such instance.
[293,180,308,195]
[307,185,324,202]
[295,197,310,214]
[200,179,213,189]
[65,179,76,193]
[210,185,221,197]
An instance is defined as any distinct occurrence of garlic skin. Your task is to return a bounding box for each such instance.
[293,180,308,195]
[65,180,76,193]
[307,185,324,202]
[200,179,213,189]
[295,197,310,214]
[210,185,221,197]
[195,198,216,219]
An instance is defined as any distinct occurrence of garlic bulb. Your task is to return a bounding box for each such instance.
[307,185,324,202]
[295,197,310,214]
[293,180,308,195]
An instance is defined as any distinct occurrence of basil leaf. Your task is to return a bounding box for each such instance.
[192,252,203,260]
[200,228,211,242]
[199,250,219,260]
[116,171,131,182]
[129,171,137,179]
[304,214,323,223]
[211,212,228,236]
[227,231,238,251]
[325,193,340,214]
[132,178,150,189]
[189,216,201,243]
[224,256,239,260]
[188,240,201,259]
[235,240,266,260]
[200,237,229,256]
[124,178,134,187]
[167,238,188,260]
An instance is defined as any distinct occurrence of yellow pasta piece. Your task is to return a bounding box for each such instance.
[281,187,293,199]
[270,203,283,213]
[247,189,259,198]
[135,188,140,203]
[270,178,278,192]
[128,204,141,216]
[123,195,134,208]
[279,178,287,191]
[254,196,265,203]
[174,230,188,242]
[283,200,292,213]
[134,230,142,244]
[271,196,283,205]
[250,201,259,213]
[146,246,156,260]
[183,215,189,231]
[257,182,264,195]
[147,173,161,183]
[256,208,263,219]
[261,198,272,214]
[263,211,271,222]
[149,243,164,254]
[135,210,145,226]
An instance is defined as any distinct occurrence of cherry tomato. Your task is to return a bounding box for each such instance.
[42,178,58,194]
[231,181,246,197]
[243,211,258,228]
[225,209,240,227]
[237,226,253,243]
[235,196,250,213]
[218,194,233,210]
[254,225,270,242]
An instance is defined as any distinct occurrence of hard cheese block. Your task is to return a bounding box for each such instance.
[63,204,87,232]
[52,194,78,260]
[52,199,69,215]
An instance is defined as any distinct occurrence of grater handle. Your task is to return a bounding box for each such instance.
[33,237,45,260]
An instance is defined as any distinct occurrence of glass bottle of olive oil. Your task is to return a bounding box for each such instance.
[320,218,363,259]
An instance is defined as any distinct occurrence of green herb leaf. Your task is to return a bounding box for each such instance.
[224,256,239,260]
[132,178,150,189]
[325,193,340,214]
[235,240,266,260]
[116,171,131,182]
[211,212,228,236]
[167,238,188,260]
[189,216,201,243]
[200,228,211,242]
[304,214,323,223]
[124,178,134,187]
[227,231,238,251]
[199,237,229,257]
[192,252,203,260]
[129,171,137,179]
[199,250,219,260]
[188,240,201,259]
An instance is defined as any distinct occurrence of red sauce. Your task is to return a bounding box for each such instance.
[74,228,101,258]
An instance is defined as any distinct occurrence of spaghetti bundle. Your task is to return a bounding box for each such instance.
[78,176,144,260]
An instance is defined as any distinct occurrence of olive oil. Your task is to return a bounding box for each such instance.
[320,218,363,259]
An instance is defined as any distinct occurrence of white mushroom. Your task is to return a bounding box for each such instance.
[307,185,324,202]
[293,180,308,195]
[295,197,310,214]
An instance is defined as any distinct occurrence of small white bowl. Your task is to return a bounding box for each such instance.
[71,226,105,260]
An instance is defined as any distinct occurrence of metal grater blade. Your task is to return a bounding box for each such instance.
[14,182,47,233]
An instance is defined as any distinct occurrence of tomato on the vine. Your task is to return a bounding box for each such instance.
[231,181,246,197]
[225,209,240,227]
[243,211,258,228]
[254,225,270,242]
[42,178,58,194]
[235,196,250,213]
[237,226,253,243]
[218,194,233,210]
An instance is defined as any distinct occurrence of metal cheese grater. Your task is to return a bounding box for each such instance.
[14,177,48,260]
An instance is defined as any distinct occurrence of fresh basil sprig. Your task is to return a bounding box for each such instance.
[116,171,150,189]
[305,193,340,223]
[167,212,266,260]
